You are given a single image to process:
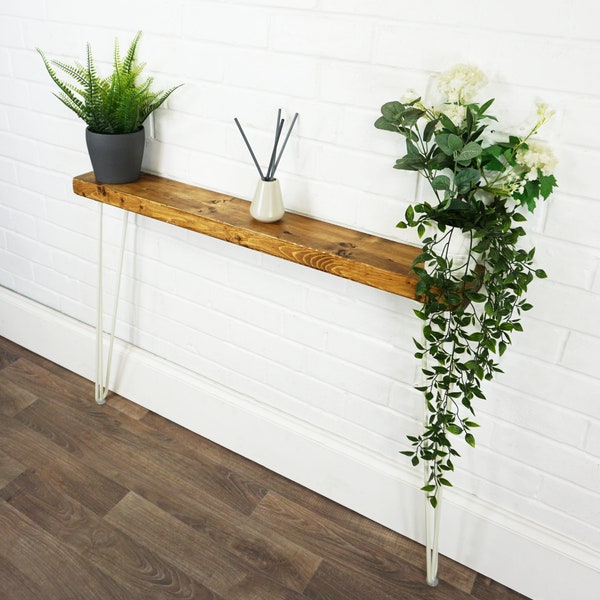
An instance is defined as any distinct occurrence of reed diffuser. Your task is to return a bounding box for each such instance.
[234,109,299,222]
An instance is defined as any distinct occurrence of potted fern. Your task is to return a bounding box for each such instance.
[37,31,181,184]
[375,64,558,509]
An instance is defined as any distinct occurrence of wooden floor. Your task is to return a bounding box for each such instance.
[0,336,528,600]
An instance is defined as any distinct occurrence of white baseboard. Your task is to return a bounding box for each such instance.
[0,286,596,599]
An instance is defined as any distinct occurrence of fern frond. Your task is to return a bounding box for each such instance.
[122,31,142,76]
[38,30,181,134]
[53,91,87,121]
[113,36,121,77]
[139,84,183,122]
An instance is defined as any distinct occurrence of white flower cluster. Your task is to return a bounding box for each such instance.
[443,104,467,127]
[536,102,555,123]
[516,141,558,180]
[437,64,487,104]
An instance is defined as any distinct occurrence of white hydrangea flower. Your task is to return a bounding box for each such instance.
[442,103,467,127]
[437,64,487,104]
[516,141,558,179]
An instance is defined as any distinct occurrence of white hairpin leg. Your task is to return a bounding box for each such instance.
[425,466,442,586]
[96,203,129,405]
[420,321,442,587]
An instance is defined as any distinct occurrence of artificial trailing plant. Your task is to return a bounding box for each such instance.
[375,64,557,507]
[37,31,181,134]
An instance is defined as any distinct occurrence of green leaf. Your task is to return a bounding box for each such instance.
[439,478,453,487]
[454,168,481,193]
[436,132,463,156]
[405,138,420,157]
[466,292,487,303]
[446,424,462,435]
[478,97,495,115]
[465,433,476,448]
[482,156,505,172]
[394,156,425,171]
[415,279,428,296]
[421,484,436,492]
[431,175,451,190]
[374,116,397,132]
[401,107,426,126]
[512,212,527,222]
[423,118,438,142]
[467,332,484,342]
[456,141,482,163]
[438,112,458,133]
[535,269,547,279]
[380,101,404,123]
[539,173,557,199]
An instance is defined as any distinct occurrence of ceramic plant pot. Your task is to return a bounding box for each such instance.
[250,178,285,223]
[85,126,145,184]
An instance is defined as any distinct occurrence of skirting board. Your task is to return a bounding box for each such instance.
[0,286,597,599]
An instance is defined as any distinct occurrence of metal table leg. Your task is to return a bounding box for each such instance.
[96,203,129,404]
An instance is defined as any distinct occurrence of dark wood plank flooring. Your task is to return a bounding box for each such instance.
[0,336,529,599]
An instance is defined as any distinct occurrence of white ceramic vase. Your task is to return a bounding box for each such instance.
[428,226,475,277]
[250,179,285,223]
[446,227,478,277]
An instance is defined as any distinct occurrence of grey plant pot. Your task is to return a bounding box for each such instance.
[85,127,146,184]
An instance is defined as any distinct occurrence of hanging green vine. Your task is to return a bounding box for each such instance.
[375,65,557,507]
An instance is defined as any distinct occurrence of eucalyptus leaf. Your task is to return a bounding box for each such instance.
[454,168,480,193]
[431,175,451,190]
[374,116,397,132]
[401,107,426,126]
[394,156,425,171]
[456,141,482,162]
[436,132,463,156]
[380,101,404,123]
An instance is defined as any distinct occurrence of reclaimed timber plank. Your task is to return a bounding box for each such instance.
[72,172,420,299]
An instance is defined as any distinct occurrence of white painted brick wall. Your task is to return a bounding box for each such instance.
[1,1,599,594]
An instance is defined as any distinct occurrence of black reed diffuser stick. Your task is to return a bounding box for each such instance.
[234,117,265,180]
[234,109,299,181]
[272,111,299,178]
[266,109,284,181]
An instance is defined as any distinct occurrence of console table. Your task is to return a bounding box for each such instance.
[72,172,442,586]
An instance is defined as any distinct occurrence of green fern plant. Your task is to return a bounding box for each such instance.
[37,31,181,134]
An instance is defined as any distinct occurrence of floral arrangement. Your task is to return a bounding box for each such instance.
[375,64,557,507]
